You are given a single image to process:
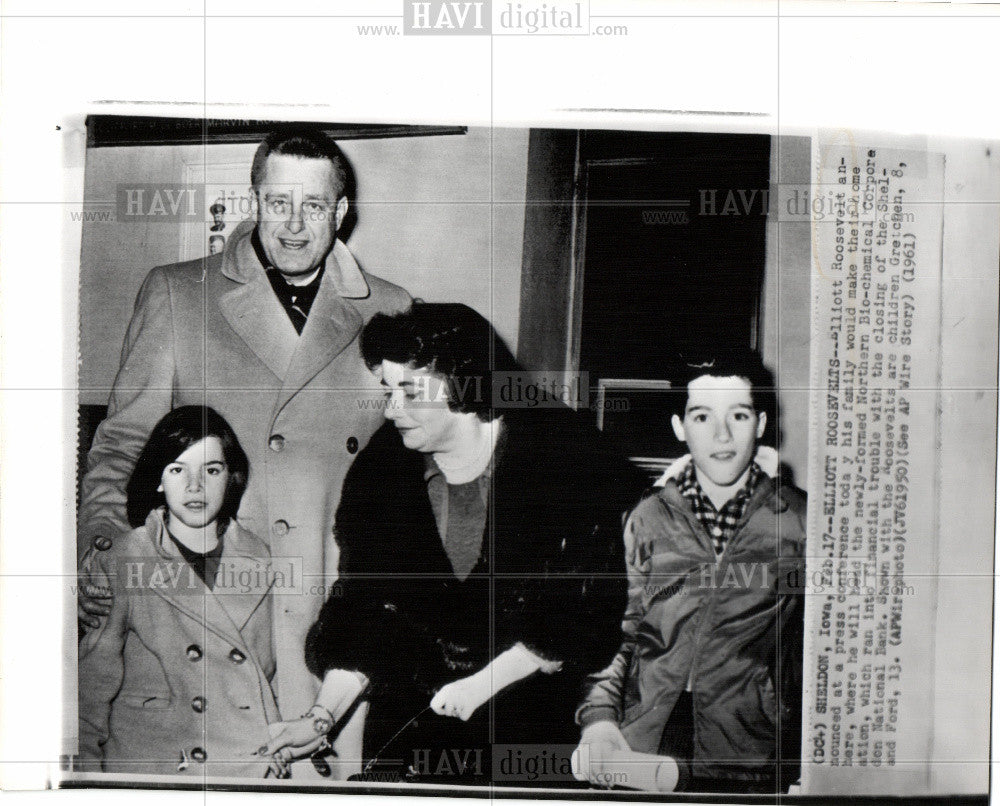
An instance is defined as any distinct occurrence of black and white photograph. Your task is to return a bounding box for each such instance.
[67,117,815,793]
[59,113,998,800]
[0,3,998,806]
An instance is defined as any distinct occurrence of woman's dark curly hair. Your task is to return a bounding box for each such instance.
[360,302,522,422]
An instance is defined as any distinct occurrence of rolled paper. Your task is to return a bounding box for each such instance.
[603,750,679,792]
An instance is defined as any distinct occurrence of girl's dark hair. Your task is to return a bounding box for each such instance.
[360,302,522,423]
[125,406,250,528]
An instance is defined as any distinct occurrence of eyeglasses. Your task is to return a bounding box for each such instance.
[263,198,338,217]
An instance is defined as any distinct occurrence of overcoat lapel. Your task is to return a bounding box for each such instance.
[143,513,272,664]
[211,533,275,633]
[270,255,363,422]
[218,224,298,381]
[217,221,369,423]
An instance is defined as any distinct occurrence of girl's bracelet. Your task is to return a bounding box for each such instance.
[302,704,335,735]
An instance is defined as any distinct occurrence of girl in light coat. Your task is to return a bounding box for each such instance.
[77,406,280,777]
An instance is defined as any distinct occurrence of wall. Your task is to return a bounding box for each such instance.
[78,127,528,405]
[78,127,812,486]
[514,131,814,485]
[760,135,812,488]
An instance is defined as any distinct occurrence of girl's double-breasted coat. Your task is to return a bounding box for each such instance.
[77,509,280,778]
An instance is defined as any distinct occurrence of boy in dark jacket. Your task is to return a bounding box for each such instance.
[575,352,806,793]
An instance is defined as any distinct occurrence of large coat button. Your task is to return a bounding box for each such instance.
[92,536,113,551]
[229,648,246,664]
[186,644,203,662]
[268,434,285,452]
[272,520,290,537]
[191,747,207,762]
[346,436,359,454]
[191,696,206,713]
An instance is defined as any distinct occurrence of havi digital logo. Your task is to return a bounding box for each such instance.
[404,0,491,35]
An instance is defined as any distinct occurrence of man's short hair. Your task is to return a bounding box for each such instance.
[670,348,778,433]
[250,127,350,199]
[361,302,521,423]
[125,406,250,529]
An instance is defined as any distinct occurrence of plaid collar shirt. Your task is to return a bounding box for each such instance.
[677,459,764,557]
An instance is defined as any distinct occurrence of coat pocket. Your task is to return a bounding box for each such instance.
[622,701,646,728]
[117,692,173,710]
[755,672,778,727]
[620,653,644,726]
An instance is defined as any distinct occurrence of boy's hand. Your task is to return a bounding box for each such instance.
[572,720,631,786]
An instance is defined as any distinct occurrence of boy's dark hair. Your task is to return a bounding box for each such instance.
[250,127,351,200]
[125,406,250,528]
[360,302,521,423]
[670,349,779,444]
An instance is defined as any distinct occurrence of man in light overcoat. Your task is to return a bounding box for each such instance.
[77,128,411,777]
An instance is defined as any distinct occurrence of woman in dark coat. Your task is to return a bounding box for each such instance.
[262,303,647,784]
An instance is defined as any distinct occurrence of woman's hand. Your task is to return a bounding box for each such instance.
[257,717,329,778]
[430,644,553,721]
[430,674,492,721]
[256,670,367,777]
